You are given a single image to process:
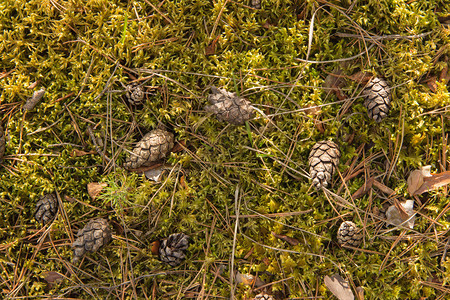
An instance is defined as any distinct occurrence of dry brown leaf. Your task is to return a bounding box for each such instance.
[70,149,96,157]
[44,271,63,284]
[355,286,364,300]
[324,68,345,90]
[205,35,220,56]
[271,232,299,246]
[406,165,450,195]
[372,180,396,195]
[235,272,265,287]
[385,200,415,229]
[414,170,450,195]
[27,80,40,89]
[324,274,354,300]
[144,167,165,182]
[349,71,373,83]
[87,182,107,200]
[314,119,325,134]
[23,88,45,111]
[352,177,374,199]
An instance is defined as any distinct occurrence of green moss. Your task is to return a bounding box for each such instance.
[1,0,450,298]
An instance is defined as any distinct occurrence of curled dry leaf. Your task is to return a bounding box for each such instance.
[352,177,374,199]
[385,200,415,229]
[324,274,354,300]
[23,88,46,111]
[407,166,450,195]
[44,271,63,285]
[271,232,299,246]
[87,182,107,200]
[235,272,265,287]
[70,149,96,157]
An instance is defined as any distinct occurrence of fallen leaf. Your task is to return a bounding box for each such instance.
[324,274,354,300]
[144,167,165,182]
[172,140,186,152]
[412,169,450,195]
[324,68,345,90]
[355,286,364,300]
[407,166,434,195]
[352,177,374,199]
[70,149,96,157]
[235,272,265,287]
[23,88,46,111]
[205,35,220,56]
[349,71,373,83]
[314,119,325,133]
[271,232,299,246]
[150,241,160,255]
[372,180,396,196]
[385,200,415,229]
[87,182,107,200]
[44,271,63,284]
[27,80,40,89]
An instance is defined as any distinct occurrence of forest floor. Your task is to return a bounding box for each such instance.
[1,0,450,299]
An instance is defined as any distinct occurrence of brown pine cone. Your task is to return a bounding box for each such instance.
[251,0,261,9]
[254,293,273,300]
[125,83,145,105]
[0,124,5,159]
[205,87,254,125]
[35,193,58,224]
[308,141,340,188]
[73,218,112,263]
[124,129,174,169]
[159,233,189,267]
[362,77,391,122]
[337,221,362,247]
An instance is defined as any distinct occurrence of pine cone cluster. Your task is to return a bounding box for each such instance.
[0,124,5,159]
[337,221,362,247]
[35,193,58,225]
[362,77,391,122]
[124,129,174,169]
[159,233,189,267]
[125,83,145,105]
[73,218,112,263]
[205,87,254,125]
[308,141,340,188]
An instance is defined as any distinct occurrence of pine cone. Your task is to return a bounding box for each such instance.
[205,87,254,125]
[362,77,391,122]
[337,221,362,247]
[35,193,58,224]
[124,129,174,169]
[125,83,145,105]
[159,233,189,267]
[251,0,261,9]
[308,141,340,188]
[254,293,273,300]
[73,218,112,263]
[0,124,5,159]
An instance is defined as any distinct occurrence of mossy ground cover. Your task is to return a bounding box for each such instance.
[0,0,449,299]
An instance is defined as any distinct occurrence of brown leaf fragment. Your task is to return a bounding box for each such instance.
[23,88,46,111]
[205,35,220,56]
[349,71,373,83]
[386,200,415,229]
[27,80,41,89]
[314,119,325,133]
[372,180,396,196]
[171,140,186,153]
[425,76,438,93]
[271,232,299,246]
[235,272,265,287]
[414,170,450,195]
[70,149,96,157]
[324,274,354,300]
[324,68,345,90]
[44,271,63,284]
[150,241,160,255]
[87,182,107,200]
[355,286,364,300]
[352,177,374,199]
[407,166,432,195]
